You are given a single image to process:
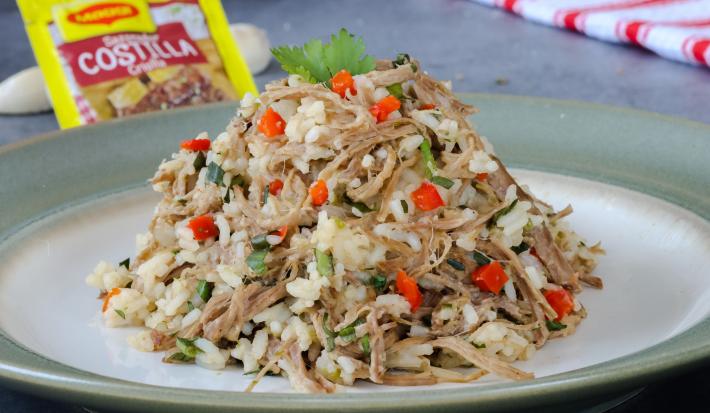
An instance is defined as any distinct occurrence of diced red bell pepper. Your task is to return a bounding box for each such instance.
[269,179,284,196]
[180,138,211,151]
[419,103,436,110]
[544,288,575,321]
[471,261,509,294]
[309,179,329,206]
[102,287,121,313]
[258,107,286,138]
[476,173,489,182]
[271,225,288,243]
[188,215,219,241]
[396,270,423,312]
[369,95,401,123]
[410,181,445,211]
[331,69,356,98]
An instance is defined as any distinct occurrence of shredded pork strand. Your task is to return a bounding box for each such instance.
[87,56,603,393]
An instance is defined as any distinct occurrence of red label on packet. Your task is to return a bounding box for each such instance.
[58,22,208,87]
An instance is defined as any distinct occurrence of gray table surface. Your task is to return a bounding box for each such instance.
[0,0,709,412]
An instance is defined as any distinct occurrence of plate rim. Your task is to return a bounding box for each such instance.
[0,94,709,412]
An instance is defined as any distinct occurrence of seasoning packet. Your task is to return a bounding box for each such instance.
[17,0,257,128]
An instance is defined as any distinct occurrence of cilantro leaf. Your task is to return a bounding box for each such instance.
[271,29,375,84]
[323,29,375,79]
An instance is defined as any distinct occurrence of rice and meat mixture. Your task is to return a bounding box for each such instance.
[87,34,603,392]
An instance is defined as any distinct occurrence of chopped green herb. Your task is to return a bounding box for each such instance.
[206,162,225,186]
[360,334,371,356]
[432,175,454,189]
[193,151,206,170]
[546,320,567,331]
[334,217,346,229]
[172,249,180,255]
[223,188,231,204]
[176,198,188,206]
[315,249,334,277]
[114,309,126,319]
[166,352,194,362]
[247,249,269,275]
[386,83,404,100]
[196,280,213,302]
[176,337,203,357]
[263,183,270,205]
[472,251,492,266]
[492,199,519,225]
[400,199,409,213]
[118,258,130,269]
[473,342,486,349]
[251,234,270,251]
[371,275,387,294]
[323,314,336,351]
[446,258,465,271]
[393,53,416,71]
[419,139,436,179]
[338,325,356,342]
[187,301,195,312]
[230,175,246,188]
[511,242,530,254]
[343,193,372,213]
[271,29,375,84]
[523,218,534,232]
[578,240,587,247]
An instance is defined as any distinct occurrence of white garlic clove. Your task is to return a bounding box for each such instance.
[230,23,271,75]
[0,66,52,115]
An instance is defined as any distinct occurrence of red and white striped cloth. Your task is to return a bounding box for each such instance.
[471,0,710,67]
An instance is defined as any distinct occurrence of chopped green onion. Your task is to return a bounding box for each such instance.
[511,242,530,255]
[492,199,519,225]
[251,234,270,250]
[193,152,206,170]
[473,342,486,349]
[177,198,187,206]
[176,337,203,357]
[114,309,126,319]
[400,199,409,213]
[118,258,130,269]
[394,53,415,71]
[419,139,436,179]
[446,258,465,271]
[315,249,334,277]
[223,188,231,204]
[196,280,213,302]
[263,183,270,205]
[247,250,269,275]
[386,83,404,100]
[166,352,194,362]
[206,162,225,186]
[187,301,195,312]
[431,175,454,189]
[231,175,246,188]
[360,334,371,356]
[472,251,492,266]
[371,275,387,294]
[523,218,534,232]
[172,249,180,255]
[323,314,336,351]
[338,325,356,342]
[343,194,372,213]
[546,320,567,331]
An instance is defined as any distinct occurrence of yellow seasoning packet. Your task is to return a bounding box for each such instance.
[17,0,257,128]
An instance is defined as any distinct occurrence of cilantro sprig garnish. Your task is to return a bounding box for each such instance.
[271,29,375,84]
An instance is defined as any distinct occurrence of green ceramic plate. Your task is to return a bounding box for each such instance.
[0,94,708,412]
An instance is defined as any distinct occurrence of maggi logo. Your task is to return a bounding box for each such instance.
[67,2,139,25]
